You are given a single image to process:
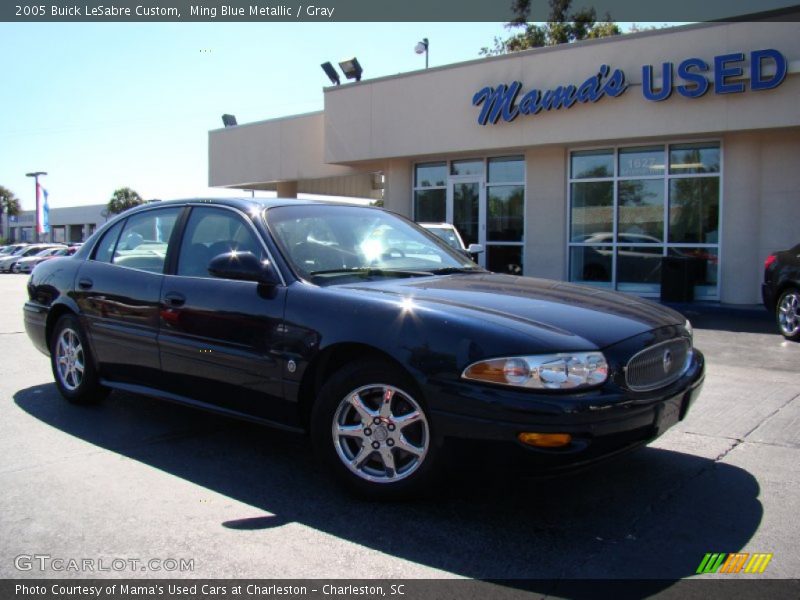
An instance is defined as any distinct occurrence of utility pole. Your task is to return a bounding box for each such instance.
[26,171,47,243]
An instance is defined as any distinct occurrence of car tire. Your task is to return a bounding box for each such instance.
[776,287,800,341]
[311,359,437,499]
[50,314,109,404]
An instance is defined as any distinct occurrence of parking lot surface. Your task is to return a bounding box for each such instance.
[1,273,799,583]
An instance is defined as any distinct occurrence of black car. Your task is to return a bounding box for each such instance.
[24,199,704,497]
[763,243,800,341]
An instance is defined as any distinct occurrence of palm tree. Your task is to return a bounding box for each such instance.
[0,186,22,242]
[107,187,144,215]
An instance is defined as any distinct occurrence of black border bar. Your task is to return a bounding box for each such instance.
[2,0,800,22]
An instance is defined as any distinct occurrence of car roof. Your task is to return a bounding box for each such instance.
[119,197,368,217]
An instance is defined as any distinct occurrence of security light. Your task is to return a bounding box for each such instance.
[338,57,363,82]
[321,62,340,85]
[221,114,237,127]
[415,38,429,69]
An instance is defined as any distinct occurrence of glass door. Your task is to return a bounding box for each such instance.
[447,178,485,267]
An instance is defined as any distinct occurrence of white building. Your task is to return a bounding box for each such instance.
[208,22,800,305]
[6,204,107,243]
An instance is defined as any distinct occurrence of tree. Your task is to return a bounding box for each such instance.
[107,187,144,215]
[480,0,621,56]
[0,185,22,241]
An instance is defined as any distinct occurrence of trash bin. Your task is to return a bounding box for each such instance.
[660,256,698,302]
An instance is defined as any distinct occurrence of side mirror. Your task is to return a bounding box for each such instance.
[467,243,484,255]
[207,251,280,285]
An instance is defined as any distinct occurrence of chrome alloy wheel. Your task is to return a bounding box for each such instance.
[55,328,85,391]
[778,290,800,337]
[332,384,429,483]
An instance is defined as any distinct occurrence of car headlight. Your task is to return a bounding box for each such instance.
[462,352,608,390]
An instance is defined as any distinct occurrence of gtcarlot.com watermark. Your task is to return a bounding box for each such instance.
[14,554,194,573]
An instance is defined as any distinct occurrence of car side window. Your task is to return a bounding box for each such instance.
[176,207,264,278]
[111,208,180,273]
[93,221,125,263]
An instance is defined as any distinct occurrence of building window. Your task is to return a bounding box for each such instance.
[414,156,525,275]
[568,142,720,299]
[486,156,525,274]
[413,162,446,223]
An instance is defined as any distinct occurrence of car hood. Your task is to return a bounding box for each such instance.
[338,273,685,349]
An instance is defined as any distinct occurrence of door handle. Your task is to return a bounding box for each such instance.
[78,277,93,290]
[164,292,186,308]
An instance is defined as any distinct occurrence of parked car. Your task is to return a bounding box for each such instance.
[24,199,704,497]
[576,233,716,285]
[419,222,484,257]
[0,244,63,273]
[763,243,800,341]
[0,243,29,257]
[575,233,664,282]
[14,246,77,274]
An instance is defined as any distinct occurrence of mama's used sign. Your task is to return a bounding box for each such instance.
[472,49,787,126]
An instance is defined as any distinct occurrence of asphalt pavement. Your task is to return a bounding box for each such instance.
[1,273,798,586]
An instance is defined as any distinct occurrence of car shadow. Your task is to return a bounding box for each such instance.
[14,384,763,591]
[671,305,775,335]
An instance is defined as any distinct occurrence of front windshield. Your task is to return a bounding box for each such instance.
[265,204,480,283]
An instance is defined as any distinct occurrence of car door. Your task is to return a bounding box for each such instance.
[157,205,290,424]
[74,206,183,384]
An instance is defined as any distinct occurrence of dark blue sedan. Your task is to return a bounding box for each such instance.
[24,198,704,497]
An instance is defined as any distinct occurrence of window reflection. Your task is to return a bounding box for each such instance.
[415,162,446,187]
[488,156,524,183]
[570,181,613,241]
[453,183,480,246]
[450,159,484,177]
[571,149,614,179]
[487,185,524,242]
[569,143,720,297]
[616,245,664,285]
[619,146,665,177]
[570,246,612,286]
[669,143,720,174]
[618,179,664,240]
[668,178,719,243]
[414,189,446,223]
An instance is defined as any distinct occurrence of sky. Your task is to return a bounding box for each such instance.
[0,22,520,212]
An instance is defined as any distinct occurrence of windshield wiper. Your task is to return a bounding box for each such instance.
[428,267,484,275]
[309,267,432,278]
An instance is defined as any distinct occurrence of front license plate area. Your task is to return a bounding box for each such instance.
[654,396,682,436]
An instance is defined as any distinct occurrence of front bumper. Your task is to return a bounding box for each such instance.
[429,349,704,470]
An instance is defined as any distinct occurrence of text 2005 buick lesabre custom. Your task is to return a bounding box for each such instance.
[24,199,704,497]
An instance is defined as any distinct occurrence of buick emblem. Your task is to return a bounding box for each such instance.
[662,349,673,374]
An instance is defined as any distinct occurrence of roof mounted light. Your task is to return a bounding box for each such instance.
[338,57,363,82]
[320,61,340,86]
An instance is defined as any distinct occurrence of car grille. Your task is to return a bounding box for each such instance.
[625,338,691,392]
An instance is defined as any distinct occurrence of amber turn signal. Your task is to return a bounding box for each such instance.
[517,432,572,448]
